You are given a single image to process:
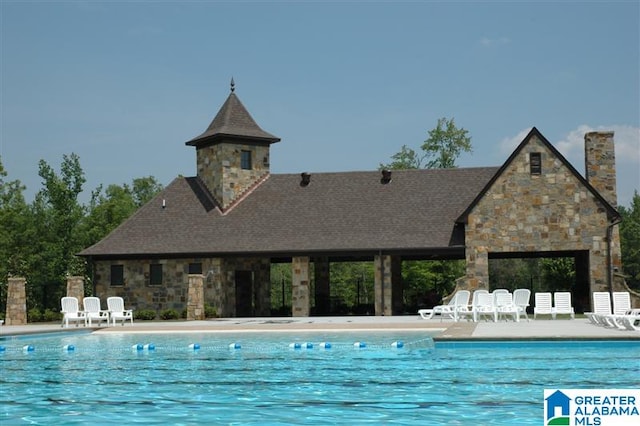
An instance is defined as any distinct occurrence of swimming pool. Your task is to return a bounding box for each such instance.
[1,331,638,425]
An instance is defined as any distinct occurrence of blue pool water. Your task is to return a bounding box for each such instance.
[1,331,638,425]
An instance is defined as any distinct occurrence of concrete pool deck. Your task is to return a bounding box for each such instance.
[1,315,639,340]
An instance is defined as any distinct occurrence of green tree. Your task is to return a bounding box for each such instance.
[27,154,87,310]
[619,191,640,290]
[0,158,30,314]
[380,117,472,170]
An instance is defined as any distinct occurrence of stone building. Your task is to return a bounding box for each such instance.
[79,84,635,316]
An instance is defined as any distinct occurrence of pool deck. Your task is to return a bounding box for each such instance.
[1,315,638,340]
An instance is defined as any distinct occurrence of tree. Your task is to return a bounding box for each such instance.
[27,154,87,310]
[380,117,472,170]
[619,191,640,290]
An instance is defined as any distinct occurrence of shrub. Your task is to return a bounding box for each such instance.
[28,308,43,322]
[205,305,218,318]
[43,309,60,322]
[159,309,180,320]
[135,309,156,321]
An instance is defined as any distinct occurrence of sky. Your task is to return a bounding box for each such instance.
[1,0,639,208]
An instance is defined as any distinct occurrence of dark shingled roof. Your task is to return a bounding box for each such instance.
[185,92,280,146]
[79,167,499,259]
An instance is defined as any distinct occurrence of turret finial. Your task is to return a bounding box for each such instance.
[230,77,235,93]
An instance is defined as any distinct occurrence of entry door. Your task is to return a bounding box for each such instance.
[235,271,254,317]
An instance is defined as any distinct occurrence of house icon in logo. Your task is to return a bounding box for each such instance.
[546,390,571,423]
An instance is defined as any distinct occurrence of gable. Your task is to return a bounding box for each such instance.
[461,128,619,253]
[457,127,620,224]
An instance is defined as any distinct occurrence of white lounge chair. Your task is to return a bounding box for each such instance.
[585,292,612,326]
[615,309,640,331]
[471,290,497,322]
[495,292,520,322]
[552,292,575,320]
[83,296,109,327]
[534,292,553,319]
[612,292,631,315]
[107,296,134,326]
[419,290,469,321]
[513,289,531,321]
[60,296,86,328]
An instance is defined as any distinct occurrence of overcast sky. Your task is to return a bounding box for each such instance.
[1,0,639,207]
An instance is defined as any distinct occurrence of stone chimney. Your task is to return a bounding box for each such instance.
[584,131,617,208]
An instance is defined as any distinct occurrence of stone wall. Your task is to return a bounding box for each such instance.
[196,141,270,210]
[93,256,271,317]
[465,134,617,301]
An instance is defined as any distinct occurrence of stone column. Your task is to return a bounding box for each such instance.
[314,256,330,315]
[464,246,489,291]
[390,256,403,315]
[66,276,85,302]
[6,277,27,325]
[291,256,310,317]
[374,255,393,316]
[187,274,205,320]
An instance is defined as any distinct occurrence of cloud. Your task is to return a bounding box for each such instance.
[479,36,510,47]
[499,127,532,154]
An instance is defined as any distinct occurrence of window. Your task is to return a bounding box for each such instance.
[150,264,163,286]
[110,265,124,286]
[188,263,202,274]
[530,152,542,175]
[240,150,252,170]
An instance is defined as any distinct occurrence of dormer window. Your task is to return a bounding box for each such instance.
[241,150,252,170]
[530,152,542,175]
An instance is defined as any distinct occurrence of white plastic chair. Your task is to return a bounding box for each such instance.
[612,292,631,315]
[471,290,497,322]
[107,297,134,326]
[60,297,86,328]
[585,292,612,326]
[552,292,575,319]
[83,297,109,327]
[534,292,553,319]
[495,292,520,322]
[513,289,531,321]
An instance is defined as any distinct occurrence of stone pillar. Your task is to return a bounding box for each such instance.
[291,256,310,317]
[6,277,27,325]
[314,257,330,315]
[374,255,392,316]
[390,256,403,315]
[66,276,85,302]
[585,131,617,208]
[187,274,205,320]
[464,246,489,291]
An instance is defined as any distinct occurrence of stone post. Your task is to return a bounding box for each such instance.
[374,255,393,316]
[187,274,205,320]
[6,277,27,325]
[66,276,85,302]
[291,256,310,317]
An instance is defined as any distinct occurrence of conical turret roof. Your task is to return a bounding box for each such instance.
[186,85,280,146]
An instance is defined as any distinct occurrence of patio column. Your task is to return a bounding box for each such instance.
[291,256,310,317]
[374,254,392,316]
[187,274,205,320]
[6,277,27,325]
[66,276,85,302]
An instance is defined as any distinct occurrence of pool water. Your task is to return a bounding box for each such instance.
[1,331,638,425]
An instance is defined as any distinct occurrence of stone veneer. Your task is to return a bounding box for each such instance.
[93,256,271,317]
[196,141,270,210]
[464,133,621,300]
[5,277,27,325]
